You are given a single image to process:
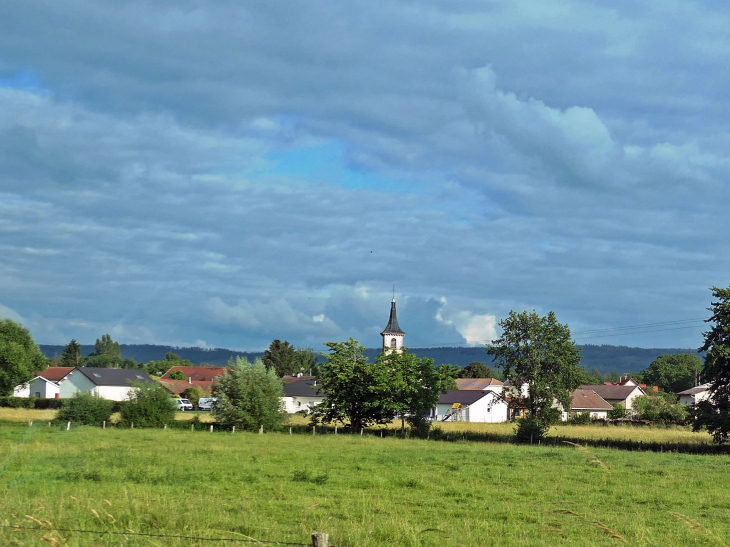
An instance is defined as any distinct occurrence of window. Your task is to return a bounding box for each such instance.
[136,375,145,379]
[391,338,397,348]
[298,401,301,407]
[34,392,41,398]
[93,373,101,378]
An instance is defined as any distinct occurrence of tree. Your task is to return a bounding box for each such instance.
[85,334,122,368]
[487,310,582,440]
[212,357,286,431]
[436,364,459,390]
[262,340,298,377]
[634,395,688,422]
[294,347,319,376]
[144,352,193,377]
[183,385,205,408]
[57,392,114,426]
[120,381,177,427]
[458,361,492,379]
[642,353,703,393]
[694,286,730,443]
[168,370,186,380]
[0,318,47,396]
[60,339,84,367]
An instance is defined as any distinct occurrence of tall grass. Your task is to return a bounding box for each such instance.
[1,423,729,546]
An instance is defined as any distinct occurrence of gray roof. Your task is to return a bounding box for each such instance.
[381,300,405,335]
[74,367,153,386]
[677,384,711,396]
[283,380,325,397]
[438,390,492,406]
[580,385,642,401]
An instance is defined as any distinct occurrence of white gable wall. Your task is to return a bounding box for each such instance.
[97,385,135,401]
[434,393,508,423]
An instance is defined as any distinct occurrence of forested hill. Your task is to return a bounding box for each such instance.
[40,343,700,374]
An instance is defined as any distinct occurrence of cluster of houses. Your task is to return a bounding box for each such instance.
[13,299,713,421]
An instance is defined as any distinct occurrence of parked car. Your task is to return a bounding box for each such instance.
[175,398,194,411]
[198,397,218,411]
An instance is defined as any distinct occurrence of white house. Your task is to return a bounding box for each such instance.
[677,383,712,407]
[13,367,75,398]
[433,390,508,423]
[59,367,154,401]
[282,380,326,413]
[563,389,614,420]
[579,384,645,411]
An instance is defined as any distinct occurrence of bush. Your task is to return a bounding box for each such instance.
[120,382,177,428]
[634,395,688,422]
[168,370,186,380]
[608,403,628,420]
[567,412,592,425]
[212,357,286,432]
[183,386,205,408]
[0,396,34,408]
[514,416,551,443]
[34,398,64,409]
[56,392,115,426]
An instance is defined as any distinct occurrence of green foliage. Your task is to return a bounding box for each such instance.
[120,381,177,427]
[85,334,122,368]
[294,347,319,376]
[642,353,702,393]
[183,386,205,407]
[458,361,492,378]
[567,412,592,425]
[695,285,730,444]
[488,310,582,433]
[608,403,629,420]
[262,340,298,377]
[634,395,688,422]
[145,352,193,376]
[436,364,460,389]
[0,318,47,396]
[212,357,286,431]
[168,370,186,380]
[57,391,114,426]
[0,396,35,408]
[514,416,551,443]
[60,339,84,367]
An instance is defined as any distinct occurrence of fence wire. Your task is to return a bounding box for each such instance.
[1,524,312,545]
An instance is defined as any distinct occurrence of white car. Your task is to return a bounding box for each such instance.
[175,398,194,411]
[198,397,217,411]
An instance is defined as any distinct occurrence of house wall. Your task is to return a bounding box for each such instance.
[283,396,325,413]
[12,383,30,397]
[97,385,135,401]
[31,378,60,398]
[434,394,508,423]
[624,387,644,410]
[59,372,97,398]
[565,409,609,420]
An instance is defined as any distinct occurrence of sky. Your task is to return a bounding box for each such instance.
[1,1,728,352]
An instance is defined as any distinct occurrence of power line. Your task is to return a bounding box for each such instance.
[571,317,706,335]
[573,324,703,341]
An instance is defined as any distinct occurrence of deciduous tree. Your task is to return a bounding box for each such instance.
[642,353,702,393]
[0,318,47,396]
[458,361,492,379]
[487,310,582,440]
[85,334,122,368]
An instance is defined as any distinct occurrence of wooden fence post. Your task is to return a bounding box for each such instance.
[102,421,106,430]
[66,422,71,430]
[312,532,329,547]
[360,428,363,436]
[313,426,316,436]
[28,421,32,427]
[259,425,264,434]
[210,425,214,433]
[232,426,235,434]
[289,427,292,435]
[334,425,337,435]
[191,423,194,431]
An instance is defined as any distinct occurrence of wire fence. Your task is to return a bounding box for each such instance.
[1,524,330,546]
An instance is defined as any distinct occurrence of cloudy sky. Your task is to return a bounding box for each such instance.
[1,1,728,351]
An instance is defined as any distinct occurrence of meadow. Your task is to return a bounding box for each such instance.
[1,423,729,546]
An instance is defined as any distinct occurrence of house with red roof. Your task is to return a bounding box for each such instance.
[13,367,75,398]
[160,366,227,382]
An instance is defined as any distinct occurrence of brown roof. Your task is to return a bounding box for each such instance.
[580,384,643,401]
[160,366,227,381]
[281,375,315,384]
[571,389,613,411]
[35,367,75,382]
[455,378,504,390]
[158,379,214,395]
[438,390,493,406]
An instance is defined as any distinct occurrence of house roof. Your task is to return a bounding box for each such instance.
[160,366,227,381]
[158,379,214,395]
[579,384,643,401]
[381,299,405,335]
[72,367,154,386]
[35,367,75,382]
[571,389,613,411]
[283,380,325,397]
[438,390,492,406]
[455,378,504,390]
[281,374,315,384]
[677,384,711,396]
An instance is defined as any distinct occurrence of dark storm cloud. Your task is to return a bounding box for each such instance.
[1,1,729,349]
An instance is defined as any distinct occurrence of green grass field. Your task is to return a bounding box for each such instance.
[1,423,729,546]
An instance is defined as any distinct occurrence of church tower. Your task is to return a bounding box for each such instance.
[381,296,405,354]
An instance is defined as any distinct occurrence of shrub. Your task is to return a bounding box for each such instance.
[183,386,205,408]
[34,398,64,410]
[212,357,286,432]
[0,396,34,408]
[568,412,592,425]
[168,371,186,380]
[608,403,628,420]
[514,416,551,443]
[634,395,688,422]
[56,392,115,426]
[120,382,177,427]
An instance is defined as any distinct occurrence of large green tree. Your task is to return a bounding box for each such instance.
[0,318,47,396]
[85,334,122,368]
[487,310,582,438]
[294,347,319,376]
[694,286,730,443]
[458,361,492,379]
[60,339,84,367]
[145,352,193,376]
[642,353,703,393]
[262,339,297,377]
[212,357,286,431]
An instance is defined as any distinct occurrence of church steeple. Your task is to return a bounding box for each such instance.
[381,294,405,353]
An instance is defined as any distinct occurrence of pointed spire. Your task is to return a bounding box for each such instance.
[381,298,405,334]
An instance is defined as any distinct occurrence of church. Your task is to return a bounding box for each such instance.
[381,296,405,353]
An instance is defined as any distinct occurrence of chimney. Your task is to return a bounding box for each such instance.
[188,377,192,384]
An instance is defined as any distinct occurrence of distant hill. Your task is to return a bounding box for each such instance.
[40,343,701,375]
